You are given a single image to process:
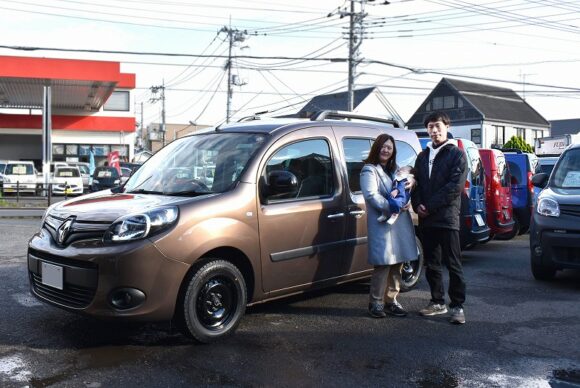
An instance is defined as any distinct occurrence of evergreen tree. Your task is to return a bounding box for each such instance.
[503,135,534,153]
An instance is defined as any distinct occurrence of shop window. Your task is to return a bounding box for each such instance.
[66,144,78,155]
[53,144,64,155]
[104,91,130,111]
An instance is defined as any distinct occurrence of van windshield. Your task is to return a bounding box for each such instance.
[551,149,580,189]
[124,132,267,195]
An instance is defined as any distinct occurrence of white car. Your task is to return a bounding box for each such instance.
[51,166,84,196]
[2,161,38,194]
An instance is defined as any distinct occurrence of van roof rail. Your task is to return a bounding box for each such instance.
[501,148,523,153]
[310,110,401,128]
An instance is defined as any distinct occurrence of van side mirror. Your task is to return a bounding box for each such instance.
[267,170,299,196]
[531,173,548,189]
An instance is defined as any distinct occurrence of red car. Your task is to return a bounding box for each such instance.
[479,149,516,239]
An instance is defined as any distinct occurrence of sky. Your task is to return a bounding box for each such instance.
[1,0,579,128]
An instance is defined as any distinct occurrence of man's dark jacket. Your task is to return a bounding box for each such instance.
[411,141,468,230]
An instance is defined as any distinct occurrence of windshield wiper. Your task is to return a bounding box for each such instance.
[164,190,212,196]
[127,189,164,195]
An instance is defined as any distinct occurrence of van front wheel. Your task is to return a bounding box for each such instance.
[181,259,247,343]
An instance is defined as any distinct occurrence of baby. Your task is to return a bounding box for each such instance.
[378,165,413,225]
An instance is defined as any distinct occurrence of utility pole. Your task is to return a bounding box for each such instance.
[220,23,248,123]
[150,81,166,146]
[334,0,389,111]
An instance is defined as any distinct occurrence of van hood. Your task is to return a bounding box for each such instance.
[50,190,211,223]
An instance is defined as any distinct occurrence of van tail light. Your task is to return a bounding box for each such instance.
[464,179,471,196]
[527,171,534,206]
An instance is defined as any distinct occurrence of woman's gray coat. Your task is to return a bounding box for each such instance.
[360,164,418,266]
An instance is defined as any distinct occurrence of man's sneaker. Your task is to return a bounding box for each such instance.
[385,302,407,317]
[368,302,387,318]
[449,306,466,324]
[419,302,448,316]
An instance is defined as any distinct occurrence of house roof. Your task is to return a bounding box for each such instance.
[549,118,580,136]
[444,78,550,127]
[296,87,376,116]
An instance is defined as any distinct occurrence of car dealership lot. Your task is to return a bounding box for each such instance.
[0,218,578,387]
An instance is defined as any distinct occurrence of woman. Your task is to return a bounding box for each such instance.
[360,134,418,318]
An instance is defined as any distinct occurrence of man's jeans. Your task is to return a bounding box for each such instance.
[421,228,466,308]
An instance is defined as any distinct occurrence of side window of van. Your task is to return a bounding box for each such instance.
[343,138,372,193]
[261,139,334,202]
[342,138,417,194]
[497,156,510,187]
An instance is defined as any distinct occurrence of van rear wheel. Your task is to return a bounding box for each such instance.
[180,259,247,343]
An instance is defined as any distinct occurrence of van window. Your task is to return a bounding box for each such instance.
[341,138,417,194]
[124,133,265,194]
[507,161,523,185]
[466,147,484,187]
[262,139,334,201]
[552,149,580,189]
[497,155,510,187]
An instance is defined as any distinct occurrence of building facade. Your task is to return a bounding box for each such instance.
[0,55,136,167]
[406,78,550,149]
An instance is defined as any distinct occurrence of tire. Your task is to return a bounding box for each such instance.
[179,259,247,343]
[496,216,519,241]
[401,236,424,292]
[531,256,556,281]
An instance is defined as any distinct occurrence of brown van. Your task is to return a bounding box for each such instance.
[28,111,423,342]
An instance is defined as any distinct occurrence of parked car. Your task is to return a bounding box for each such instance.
[120,167,133,185]
[90,166,121,192]
[51,166,84,196]
[479,149,515,239]
[0,159,7,190]
[2,160,38,194]
[67,162,91,191]
[28,111,425,343]
[502,150,539,236]
[456,139,490,248]
[530,143,580,280]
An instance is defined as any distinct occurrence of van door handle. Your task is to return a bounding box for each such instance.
[349,210,365,218]
[327,213,345,219]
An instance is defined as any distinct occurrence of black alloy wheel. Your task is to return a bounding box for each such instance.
[181,259,247,343]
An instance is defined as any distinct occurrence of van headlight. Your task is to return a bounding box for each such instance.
[536,198,560,217]
[104,207,179,242]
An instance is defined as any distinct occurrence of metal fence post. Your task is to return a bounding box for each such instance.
[16,181,20,204]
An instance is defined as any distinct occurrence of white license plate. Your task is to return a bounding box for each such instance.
[474,214,485,227]
[41,262,63,290]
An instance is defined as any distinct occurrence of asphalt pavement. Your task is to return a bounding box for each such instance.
[0,219,579,387]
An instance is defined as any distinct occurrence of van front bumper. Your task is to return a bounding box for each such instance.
[530,211,580,270]
[27,228,190,321]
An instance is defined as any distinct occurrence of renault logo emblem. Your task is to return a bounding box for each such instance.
[57,218,75,245]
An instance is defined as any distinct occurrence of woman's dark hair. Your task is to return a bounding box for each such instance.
[363,133,397,174]
[423,111,450,128]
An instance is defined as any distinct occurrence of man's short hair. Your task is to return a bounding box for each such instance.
[423,111,451,128]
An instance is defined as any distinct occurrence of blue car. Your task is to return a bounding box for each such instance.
[502,150,539,237]
[457,138,490,248]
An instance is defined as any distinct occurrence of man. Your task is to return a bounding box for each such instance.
[411,111,468,324]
